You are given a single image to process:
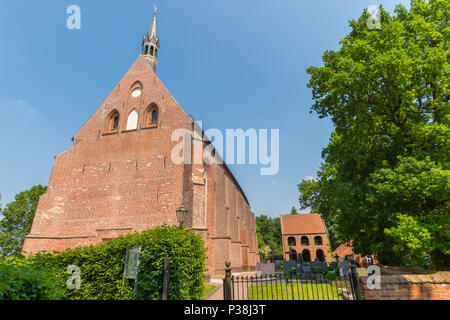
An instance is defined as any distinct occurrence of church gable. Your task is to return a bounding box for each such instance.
[73,55,189,145]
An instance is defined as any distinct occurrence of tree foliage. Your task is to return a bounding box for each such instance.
[300,0,449,267]
[0,256,65,300]
[0,185,47,256]
[255,215,283,260]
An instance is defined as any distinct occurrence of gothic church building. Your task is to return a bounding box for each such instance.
[22,11,259,275]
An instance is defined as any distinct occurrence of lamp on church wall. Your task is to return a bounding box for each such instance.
[176,204,188,227]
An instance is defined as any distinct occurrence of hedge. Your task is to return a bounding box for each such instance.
[0,256,65,300]
[0,225,207,300]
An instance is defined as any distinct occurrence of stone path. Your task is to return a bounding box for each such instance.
[206,272,259,300]
[205,283,223,300]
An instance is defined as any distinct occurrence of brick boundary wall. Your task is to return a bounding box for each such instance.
[359,272,450,300]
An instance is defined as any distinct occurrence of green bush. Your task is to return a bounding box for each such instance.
[284,267,297,278]
[28,225,206,300]
[312,267,327,276]
[0,256,65,300]
[326,272,336,281]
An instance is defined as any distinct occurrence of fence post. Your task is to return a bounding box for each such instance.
[224,261,232,300]
[350,262,362,300]
[162,257,170,300]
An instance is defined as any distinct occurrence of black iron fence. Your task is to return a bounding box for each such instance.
[224,263,360,300]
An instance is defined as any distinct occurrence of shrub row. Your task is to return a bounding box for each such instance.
[0,226,207,300]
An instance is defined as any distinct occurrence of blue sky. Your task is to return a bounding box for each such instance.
[0,0,409,217]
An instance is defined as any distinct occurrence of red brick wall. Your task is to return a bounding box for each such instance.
[282,233,333,262]
[22,55,258,275]
[360,273,450,300]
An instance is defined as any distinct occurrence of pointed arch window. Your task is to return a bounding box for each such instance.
[126,109,139,131]
[105,110,120,134]
[143,103,159,128]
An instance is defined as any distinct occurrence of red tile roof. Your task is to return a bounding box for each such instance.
[280,213,327,235]
[333,242,354,257]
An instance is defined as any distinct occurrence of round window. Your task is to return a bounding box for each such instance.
[131,88,142,98]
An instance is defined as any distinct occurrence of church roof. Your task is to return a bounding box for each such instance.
[334,242,355,257]
[280,213,327,235]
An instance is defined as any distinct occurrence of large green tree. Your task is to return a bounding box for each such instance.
[0,185,47,256]
[300,0,449,267]
[255,215,283,260]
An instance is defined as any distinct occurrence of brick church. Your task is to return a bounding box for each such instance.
[22,10,259,275]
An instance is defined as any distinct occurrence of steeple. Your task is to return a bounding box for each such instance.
[142,5,160,71]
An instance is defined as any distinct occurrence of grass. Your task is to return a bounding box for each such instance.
[247,282,346,300]
[201,284,218,299]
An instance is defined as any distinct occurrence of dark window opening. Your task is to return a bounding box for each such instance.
[301,236,309,246]
[287,237,296,246]
[302,249,311,262]
[289,249,297,261]
[316,249,325,262]
[314,236,323,246]
[151,109,158,123]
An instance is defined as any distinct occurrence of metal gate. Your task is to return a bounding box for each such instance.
[223,263,361,300]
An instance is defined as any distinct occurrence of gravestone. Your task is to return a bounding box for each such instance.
[338,261,349,278]
[260,262,275,275]
[274,260,282,271]
[284,260,298,271]
[298,263,312,274]
[310,261,328,270]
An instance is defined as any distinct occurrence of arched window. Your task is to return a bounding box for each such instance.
[130,82,143,98]
[302,249,311,262]
[105,110,120,133]
[314,236,323,246]
[126,109,139,131]
[316,249,325,262]
[144,104,158,127]
[155,48,158,58]
[301,236,309,246]
[287,237,296,246]
[150,46,154,56]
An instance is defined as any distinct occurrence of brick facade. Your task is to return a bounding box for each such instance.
[360,273,450,300]
[280,214,333,262]
[22,55,258,275]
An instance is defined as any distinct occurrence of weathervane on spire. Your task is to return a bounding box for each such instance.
[153,4,157,16]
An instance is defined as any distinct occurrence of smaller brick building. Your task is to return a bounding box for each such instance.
[280,214,332,262]
[334,242,377,267]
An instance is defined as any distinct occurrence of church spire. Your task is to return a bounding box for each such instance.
[142,5,160,72]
